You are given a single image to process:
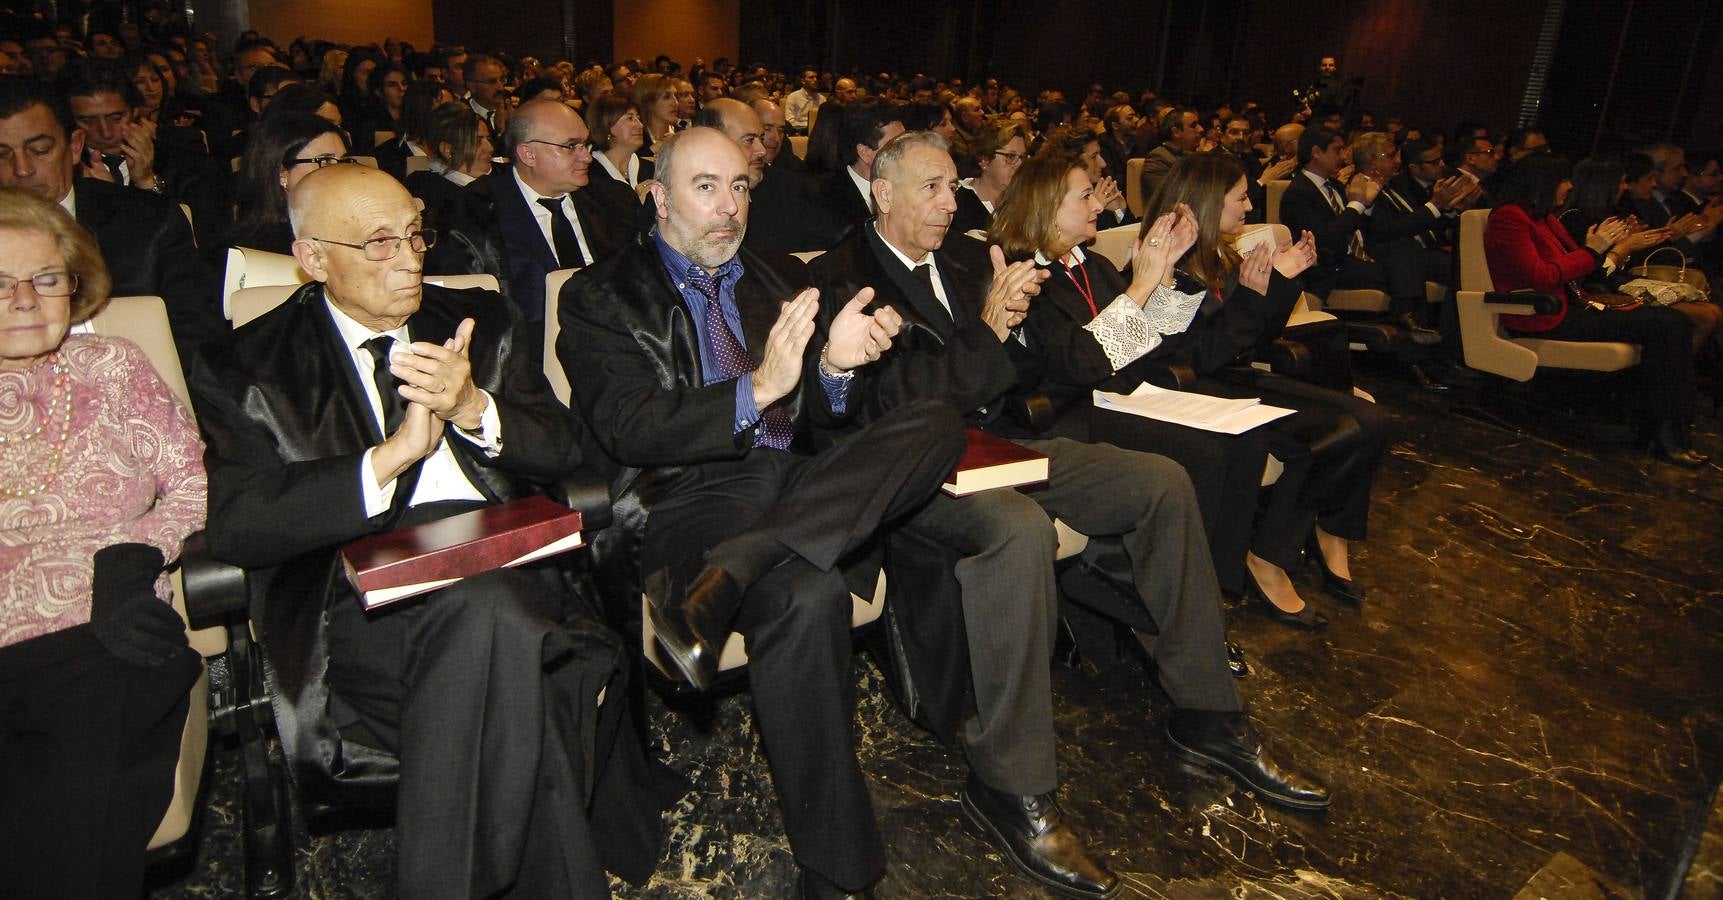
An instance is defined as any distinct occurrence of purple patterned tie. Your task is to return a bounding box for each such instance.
[686,268,794,450]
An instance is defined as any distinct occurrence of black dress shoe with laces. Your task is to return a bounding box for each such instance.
[1166,709,1331,810]
[797,866,874,899]
[1644,419,1708,468]
[959,773,1119,898]
[643,563,743,690]
[1394,313,1442,346]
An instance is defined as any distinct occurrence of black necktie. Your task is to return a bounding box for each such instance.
[102,154,126,183]
[536,197,585,267]
[362,336,404,435]
[913,263,950,322]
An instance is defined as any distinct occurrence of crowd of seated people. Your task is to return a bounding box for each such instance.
[0,21,1719,899]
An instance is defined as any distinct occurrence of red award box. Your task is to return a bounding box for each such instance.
[341,496,585,609]
[941,428,1051,496]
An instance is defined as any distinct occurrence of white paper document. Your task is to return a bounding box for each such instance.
[1093,383,1296,434]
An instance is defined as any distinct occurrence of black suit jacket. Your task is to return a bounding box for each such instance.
[770,150,809,175]
[808,228,1029,433]
[404,170,462,230]
[948,184,994,238]
[1278,171,1368,294]
[1369,174,1448,254]
[556,230,833,502]
[190,280,584,787]
[429,166,628,322]
[72,178,222,371]
[739,167,822,254]
[1097,134,1134,192]
[806,168,875,250]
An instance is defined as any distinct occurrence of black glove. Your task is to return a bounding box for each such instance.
[89,542,188,668]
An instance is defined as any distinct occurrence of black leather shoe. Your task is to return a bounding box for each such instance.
[1166,709,1331,810]
[1423,357,1485,386]
[1305,536,1367,604]
[797,866,874,899]
[1407,361,1456,393]
[1394,313,1442,346]
[643,563,743,690]
[1644,420,1708,468]
[959,773,1119,898]
[1243,574,1328,631]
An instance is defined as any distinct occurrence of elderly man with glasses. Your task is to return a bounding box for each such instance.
[190,162,655,897]
[431,97,631,325]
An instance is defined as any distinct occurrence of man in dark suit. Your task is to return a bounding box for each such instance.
[1095,104,1138,190]
[1280,127,1440,345]
[1139,106,1202,204]
[57,59,229,251]
[810,131,1329,896]
[0,75,221,371]
[805,97,905,249]
[558,127,965,898]
[752,97,808,174]
[1453,134,1500,210]
[1218,112,1268,223]
[431,98,628,324]
[191,164,648,898]
[698,98,819,254]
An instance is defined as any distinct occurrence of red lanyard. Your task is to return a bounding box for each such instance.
[1063,259,1097,317]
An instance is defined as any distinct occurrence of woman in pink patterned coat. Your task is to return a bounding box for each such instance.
[0,189,207,897]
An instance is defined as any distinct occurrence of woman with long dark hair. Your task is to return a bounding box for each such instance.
[1486,154,1703,465]
[227,113,351,253]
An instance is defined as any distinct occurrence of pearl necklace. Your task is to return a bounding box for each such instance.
[0,354,74,498]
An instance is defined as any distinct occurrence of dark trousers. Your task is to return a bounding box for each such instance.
[1513,304,1697,421]
[640,400,965,891]
[326,519,625,899]
[1235,372,1392,572]
[0,625,199,899]
[895,487,1061,796]
[1087,407,1271,595]
[1017,438,1242,713]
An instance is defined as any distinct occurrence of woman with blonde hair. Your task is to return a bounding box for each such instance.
[631,72,680,156]
[0,189,207,896]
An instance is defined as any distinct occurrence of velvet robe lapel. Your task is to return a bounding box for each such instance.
[858,230,956,342]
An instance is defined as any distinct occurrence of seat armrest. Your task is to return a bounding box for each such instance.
[557,472,613,532]
[180,530,248,625]
[1483,291,1559,316]
[1006,392,1057,434]
[1257,339,1312,377]
[1141,362,1198,391]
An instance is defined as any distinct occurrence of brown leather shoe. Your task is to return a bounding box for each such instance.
[959,773,1119,898]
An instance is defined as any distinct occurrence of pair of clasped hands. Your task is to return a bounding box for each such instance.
[1129,204,1320,300]
[749,247,1053,409]
[373,317,487,484]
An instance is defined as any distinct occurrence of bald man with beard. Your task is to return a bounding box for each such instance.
[192,164,656,897]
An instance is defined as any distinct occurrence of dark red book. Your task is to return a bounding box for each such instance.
[941,428,1050,496]
[341,496,584,609]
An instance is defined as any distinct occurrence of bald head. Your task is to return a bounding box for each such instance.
[651,127,752,270]
[289,164,426,330]
[1272,123,1304,157]
[506,98,592,195]
[699,98,767,182]
[288,162,411,238]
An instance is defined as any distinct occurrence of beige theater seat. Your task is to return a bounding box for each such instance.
[1125,157,1147,218]
[83,296,226,853]
[789,135,809,159]
[373,130,397,146]
[221,247,309,320]
[1454,209,1639,380]
[403,155,435,176]
[1265,179,1290,226]
[1090,222,1138,270]
[791,250,825,264]
[543,276,1091,683]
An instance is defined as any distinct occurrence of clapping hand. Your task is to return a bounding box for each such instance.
[824,287,902,370]
[1271,230,1318,279]
[120,117,158,188]
[1093,175,1127,213]
[753,289,820,408]
[981,244,1045,339]
[393,317,486,431]
[1236,243,1273,295]
[1585,216,1632,253]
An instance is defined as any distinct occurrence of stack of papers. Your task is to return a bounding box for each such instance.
[1093,383,1296,434]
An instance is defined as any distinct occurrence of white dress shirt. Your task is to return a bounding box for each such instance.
[326,299,503,516]
[593,151,642,189]
[513,167,594,267]
[873,223,952,318]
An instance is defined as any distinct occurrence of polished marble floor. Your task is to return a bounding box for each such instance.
[149,363,1723,899]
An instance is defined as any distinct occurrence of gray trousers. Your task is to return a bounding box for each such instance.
[898,437,1242,796]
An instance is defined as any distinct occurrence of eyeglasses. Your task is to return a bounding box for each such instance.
[525,138,592,155]
[288,155,359,168]
[0,271,78,299]
[993,151,1025,165]
[310,229,438,261]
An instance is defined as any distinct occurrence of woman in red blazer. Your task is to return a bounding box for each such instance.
[1484,155,1702,466]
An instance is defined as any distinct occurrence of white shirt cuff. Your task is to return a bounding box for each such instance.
[450,390,502,456]
[361,447,396,517]
[1424,201,1442,217]
[1348,200,1371,216]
